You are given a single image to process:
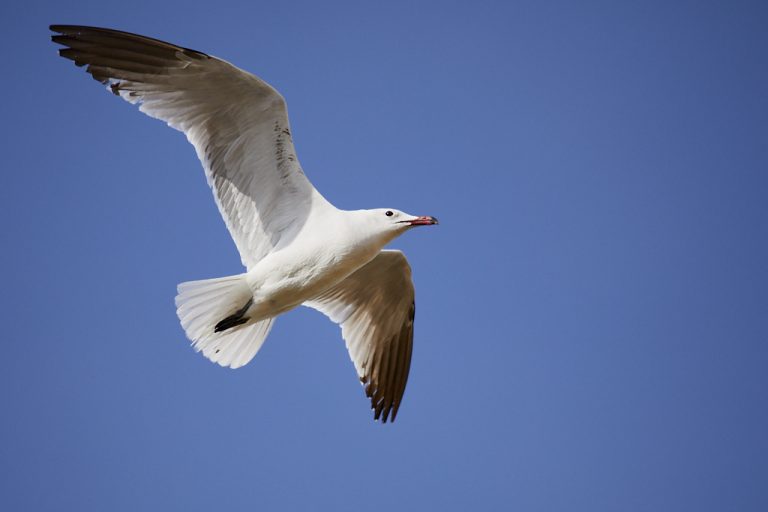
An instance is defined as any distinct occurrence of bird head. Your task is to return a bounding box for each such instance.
[363,208,438,241]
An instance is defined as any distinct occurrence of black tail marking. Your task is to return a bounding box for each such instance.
[214,298,253,333]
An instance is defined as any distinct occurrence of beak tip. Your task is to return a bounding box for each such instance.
[404,215,439,226]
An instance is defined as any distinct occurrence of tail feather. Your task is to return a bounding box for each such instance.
[175,273,274,369]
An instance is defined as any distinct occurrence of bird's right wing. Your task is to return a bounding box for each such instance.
[304,250,416,423]
[51,25,331,269]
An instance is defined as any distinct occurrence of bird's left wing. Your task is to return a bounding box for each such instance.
[51,25,329,269]
[303,250,416,423]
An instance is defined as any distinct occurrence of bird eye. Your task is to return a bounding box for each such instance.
[385,210,394,217]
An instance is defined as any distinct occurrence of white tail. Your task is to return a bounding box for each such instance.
[175,274,274,369]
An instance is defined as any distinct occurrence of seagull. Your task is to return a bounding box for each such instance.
[51,25,437,422]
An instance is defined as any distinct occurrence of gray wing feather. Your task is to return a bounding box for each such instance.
[304,250,416,423]
[51,25,329,268]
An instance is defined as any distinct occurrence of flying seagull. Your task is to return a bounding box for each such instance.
[50,25,437,422]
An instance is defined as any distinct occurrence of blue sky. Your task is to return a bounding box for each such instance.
[2,0,767,510]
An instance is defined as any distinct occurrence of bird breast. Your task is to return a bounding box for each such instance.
[244,234,381,319]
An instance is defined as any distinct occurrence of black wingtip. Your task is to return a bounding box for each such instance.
[48,24,211,60]
[50,24,75,34]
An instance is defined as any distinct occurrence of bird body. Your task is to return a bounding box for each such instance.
[242,209,408,323]
[51,25,437,422]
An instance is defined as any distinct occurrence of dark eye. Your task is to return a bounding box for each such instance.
[385,210,394,217]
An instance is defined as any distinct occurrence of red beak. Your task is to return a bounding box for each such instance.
[405,216,439,226]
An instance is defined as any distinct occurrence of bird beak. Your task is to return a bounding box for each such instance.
[402,216,439,226]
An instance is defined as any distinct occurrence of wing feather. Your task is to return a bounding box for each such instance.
[51,25,332,268]
[304,250,416,422]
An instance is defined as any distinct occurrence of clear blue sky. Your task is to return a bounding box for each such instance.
[2,0,767,510]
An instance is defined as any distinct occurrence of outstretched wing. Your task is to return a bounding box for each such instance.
[51,25,331,269]
[304,250,416,423]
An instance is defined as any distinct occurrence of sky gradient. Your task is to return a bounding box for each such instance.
[2,1,767,510]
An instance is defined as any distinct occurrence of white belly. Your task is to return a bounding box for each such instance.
[243,241,380,321]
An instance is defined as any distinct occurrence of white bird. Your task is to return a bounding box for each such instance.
[51,25,437,422]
